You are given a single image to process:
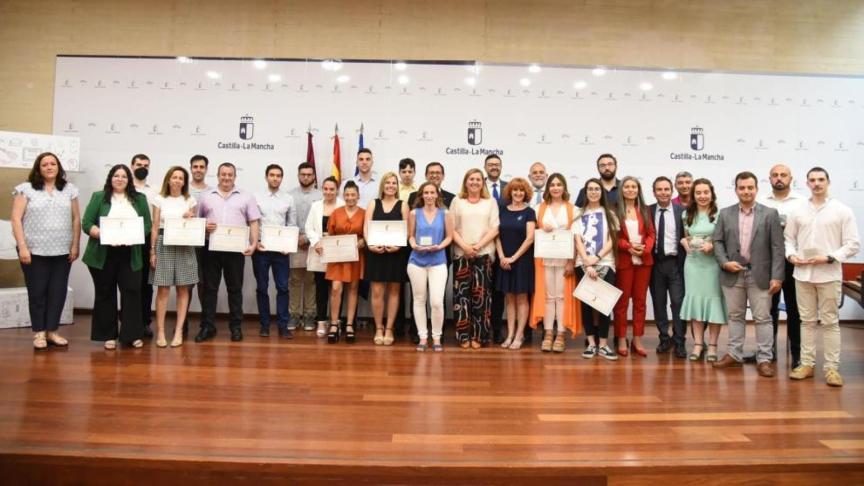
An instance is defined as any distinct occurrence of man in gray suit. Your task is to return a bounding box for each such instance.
[712,171,785,377]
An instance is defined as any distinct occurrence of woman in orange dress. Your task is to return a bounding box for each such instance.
[325,181,366,343]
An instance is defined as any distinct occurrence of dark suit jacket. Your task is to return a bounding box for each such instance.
[649,203,686,269]
[407,189,455,209]
[713,202,785,289]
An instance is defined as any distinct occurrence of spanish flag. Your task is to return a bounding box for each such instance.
[331,123,341,184]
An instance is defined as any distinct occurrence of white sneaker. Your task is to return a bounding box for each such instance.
[598,345,619,361]
[582,344,597,359]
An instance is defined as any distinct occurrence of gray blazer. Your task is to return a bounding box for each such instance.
[712,202,785,289]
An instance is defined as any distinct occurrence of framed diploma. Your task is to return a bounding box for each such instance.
[208,224,250,253]
[163,217,206,246]
[534,229,574,259]
[366,220,408,247]
[261,225,299,253]
[573,275,623,316]
[99,216,145,246]
[321,234,359,263]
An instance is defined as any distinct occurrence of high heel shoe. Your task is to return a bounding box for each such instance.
[509,337,524,350]
[500,336,514,349]
[344,323,356,344]
[706,343,718,362]
[170,334,183,347]
[630,341,648,357]
[689,343,706,361]
[383,328,394,346]
[552,333,566,353]
[541,331,553,352]
[156,337,168,348]
[373,328,384,345]
[617,338,629,357]
[327,321,341,344]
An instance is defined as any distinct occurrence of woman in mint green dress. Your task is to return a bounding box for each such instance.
[679,178,727,362]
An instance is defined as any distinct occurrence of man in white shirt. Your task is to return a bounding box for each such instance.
[785,167,860,386]
[344,148,377,209]
[130,153,156,338]
[761,163,805,369]
[528,162,548,209]
[254,164,298,339]
[287,162,322,331]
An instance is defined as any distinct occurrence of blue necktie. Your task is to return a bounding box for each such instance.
[656,208,666,257]
[492,183,499,200]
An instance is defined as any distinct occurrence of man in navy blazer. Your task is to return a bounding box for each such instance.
[483,154,507,343]
[648,177,687,358]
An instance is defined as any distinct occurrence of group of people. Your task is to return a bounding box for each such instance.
[10,149,860,386]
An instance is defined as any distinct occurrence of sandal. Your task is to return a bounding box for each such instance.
[509,337,524,350]
[327,322,341,344]
[33,332,48,350]
[706,344,719,362]
[689,343,706,361]
[131,339,144,348]
[344,323,356,344]
[552,333,566,353]
[500,336,514,349]
[104,340,117,350]
[46,332,68,347]
[373,328,385,345]
[416,339,428,352]
[170,334,183,348]
[316,321,328,338]
[541,333,553,353]
[383,328,395,346]
[432,340,443,352]
[470,339,481,349]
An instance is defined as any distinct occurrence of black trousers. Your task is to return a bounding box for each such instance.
[578,267,616,340]
[141,237,154,327]
[200,248,245,332]
[20,254,71,332]
[314,271,329,322]
[88,247,143,343]
[771,261,801,364]
[650,256,686,346]
[490,264,505,340]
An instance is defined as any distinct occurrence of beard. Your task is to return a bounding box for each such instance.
[772,181,787,191]
[300,179,316,188]
[600,170,616,181]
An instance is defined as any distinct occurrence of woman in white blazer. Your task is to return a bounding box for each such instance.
[304,176,345,336]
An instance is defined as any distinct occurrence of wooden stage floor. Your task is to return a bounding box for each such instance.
[1,315,863,485]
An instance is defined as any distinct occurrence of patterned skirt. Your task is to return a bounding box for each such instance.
[453,254,493,344]
[149,234,199,287]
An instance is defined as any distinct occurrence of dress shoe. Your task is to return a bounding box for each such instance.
[674,344,688,359]
[656,339,673,354]
[279,328,294,339]
[630,342,648,357]
[143,325,154,339]
[825,369,844,387]
[789,364,814,380]
[259,327,270,337]
[194,327,216,343]
[230,328,243,342]
[713,354,743,369]
[757,361,775,377]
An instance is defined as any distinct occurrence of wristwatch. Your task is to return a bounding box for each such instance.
[826,255,836,264]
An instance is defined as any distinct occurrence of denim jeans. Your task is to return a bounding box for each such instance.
[252,251,290,329]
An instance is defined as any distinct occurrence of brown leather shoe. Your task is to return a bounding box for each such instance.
[712,354,743,369]
[757,361,775,377]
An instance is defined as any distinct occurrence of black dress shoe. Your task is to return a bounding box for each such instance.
[230,329,243,342]
[143,325,154,339]
[656,339,673,354]
[278,328,294,339]
[674,345,688,359]
[194,327,216,343]
[259,327,270,337]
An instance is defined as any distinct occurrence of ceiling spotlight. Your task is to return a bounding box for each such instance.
[322,59,343,71]
[464,77,477,86]
[592,67,607,77]
[397,74,409,85]
[394,62,407,71]
[573,81,587,90]
[206,71,221,79]
[528,64,541,73]
[268,74,282,83]
[662,71,678,80]
[336,74,350,83]
[176,56,193,64]
[519,78,531,87]
[639,82,653,91]
[253,59,267,70]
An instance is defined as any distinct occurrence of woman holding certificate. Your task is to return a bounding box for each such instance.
[364,172,409,346]
[530,173,581,353]
[325,181,366,344]
[82,164,152,350]
[613,176,656,357]
[11,152,80,350]
[306,176,344,337]
[494,177,536,350]
[679,178,727,361]
[149,166,198,348]
[451,169,500,349]
[574,179,620,360]
[407,182,454,352]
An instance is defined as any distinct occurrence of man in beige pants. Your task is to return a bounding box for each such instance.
[785,167,860,387]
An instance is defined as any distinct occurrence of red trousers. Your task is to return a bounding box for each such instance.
[614,265,652,338]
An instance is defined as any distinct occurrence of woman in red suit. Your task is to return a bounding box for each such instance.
[614,176,656,357]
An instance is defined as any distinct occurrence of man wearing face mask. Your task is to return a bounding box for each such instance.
[575,154,621,208]
[130,154,157,339]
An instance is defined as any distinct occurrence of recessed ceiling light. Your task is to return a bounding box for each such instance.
[592,67,607,77]
[206,71,221,79]
[394,62,407,71]
[268,74,282,83]
[573,81,587,90]
[464,77,477,86]
[662,71,678,80]
[177,56,193,64]
[639,82,653,91]
[528,64,541,73]
[397,74,409,85]
[519,78,531,87]
[253,59,267,70]
[336,74,350,83]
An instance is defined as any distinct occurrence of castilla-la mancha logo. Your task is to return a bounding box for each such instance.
[690,126,704,151]
[239,115,254,140]
[467,120,482,145]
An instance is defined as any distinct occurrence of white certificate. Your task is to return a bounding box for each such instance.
[367,220,408,247]
[99,217,145,246]
[208,224,250,253]
[801,247,821,260]
[573,274,623,317]
[306,247,326,272]
[534,229,574,259]
[261,225,299,254]
[291,249,308,268]
[163,218,206,246]
[321,234,359,263]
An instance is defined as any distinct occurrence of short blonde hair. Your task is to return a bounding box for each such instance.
[377,171,399,199]
[458,168,491,199]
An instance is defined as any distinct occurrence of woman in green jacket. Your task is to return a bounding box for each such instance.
[82,164,152,349]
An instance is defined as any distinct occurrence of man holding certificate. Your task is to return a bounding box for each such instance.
[195,162,261,343]
[253,163,298,339]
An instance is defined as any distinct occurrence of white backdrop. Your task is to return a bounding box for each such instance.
[52,56,864,319]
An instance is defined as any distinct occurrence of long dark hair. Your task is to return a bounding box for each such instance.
[685,178,718,227]
[579,178,618,244]
[102,164,138,204]
[28,152,68,191]
[543,173,570,203]
[616,176,652,228]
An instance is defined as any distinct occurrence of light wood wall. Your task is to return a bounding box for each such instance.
[1,0,863,133]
